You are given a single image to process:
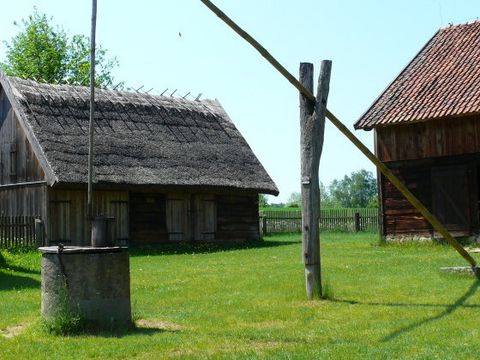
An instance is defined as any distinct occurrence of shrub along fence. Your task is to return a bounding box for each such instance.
[260,208,378,234]
[0,216,44,249]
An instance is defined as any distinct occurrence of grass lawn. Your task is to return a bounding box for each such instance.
[1,232,480,359]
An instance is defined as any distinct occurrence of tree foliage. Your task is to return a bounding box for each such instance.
[283,170,378,210]
[258,194,268,208]
[1,9,119,88]
[329,169,377,208]
[286,192,301,208]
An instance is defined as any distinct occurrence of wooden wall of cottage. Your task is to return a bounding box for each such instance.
[48,189,260,245]
[129,191,260,245]
[48,189,129,246]
[0,89,47,220]
[375,114,480,238]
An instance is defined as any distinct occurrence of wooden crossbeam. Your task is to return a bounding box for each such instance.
[200,0,477,268]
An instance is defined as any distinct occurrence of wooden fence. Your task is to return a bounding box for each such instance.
[260,208,378,234]
[0,216,43,249]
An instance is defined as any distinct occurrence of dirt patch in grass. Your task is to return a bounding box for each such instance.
[250,340,283,349]
[0,324,26,338]
[250,320,288,329]
[167,349,195,358]
[135,319,184,331]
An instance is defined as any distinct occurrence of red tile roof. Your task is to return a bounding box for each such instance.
[355,21,480,130]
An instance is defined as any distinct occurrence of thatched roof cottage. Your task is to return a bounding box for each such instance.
[0,73,278,245]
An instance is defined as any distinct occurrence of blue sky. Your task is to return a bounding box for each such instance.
[1,1,479,202]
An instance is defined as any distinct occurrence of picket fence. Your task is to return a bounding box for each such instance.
[260,208,378,234]
[0,216,42,248]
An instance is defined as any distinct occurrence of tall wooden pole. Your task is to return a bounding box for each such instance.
[87,0,97,231]
[199,0,477,269]
[300,61,331,299]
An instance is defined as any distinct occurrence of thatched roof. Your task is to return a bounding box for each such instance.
[1,75,278,195]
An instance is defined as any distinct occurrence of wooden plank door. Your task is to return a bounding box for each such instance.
[195,195,217,241]
[129,192,167,244]
[166,195,188,241]
[109,200,129,245]
[432,166,470,232]
[49,200,71,244]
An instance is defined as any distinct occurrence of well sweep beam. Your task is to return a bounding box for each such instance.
[200,0,477,268]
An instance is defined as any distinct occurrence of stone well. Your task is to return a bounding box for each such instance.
[40,246,131,329]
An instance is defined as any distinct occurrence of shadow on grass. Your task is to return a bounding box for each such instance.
[0,252,40,275]
[334,279,480,341]
[0,264,39,275]
[380,279,480,342]
[80,326,171,338]
[54,322,181,338]
[0,271,40,291]
[129,239,299,257]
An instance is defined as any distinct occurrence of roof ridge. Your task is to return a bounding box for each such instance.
[439,18,480,31]
[6,75,217,107]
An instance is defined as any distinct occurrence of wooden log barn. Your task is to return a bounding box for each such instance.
[0,74,278,245]
[355,21,480,240]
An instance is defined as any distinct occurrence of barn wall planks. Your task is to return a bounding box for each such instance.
[381,166,433,236]
[0,184,47,218]
[47,189,128,245]
[376,114,480,162]
[0,92,48,238]
[0,99,45,184]
[216,194,259,242]
[130,192,247,244]
[376,115,480,238]
[379,154,479,237]
[130,192,168,244]
[0,182,260,245]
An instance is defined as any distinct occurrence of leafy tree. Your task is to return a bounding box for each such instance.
[319,181,339,208]
[1,9,119,88]
[258,194,268,208]
[287,182,336,209]
[329,169,377,208]
[286,192,301,208]
[366,194,378,208]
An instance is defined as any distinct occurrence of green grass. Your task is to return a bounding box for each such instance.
[1,233,480,359]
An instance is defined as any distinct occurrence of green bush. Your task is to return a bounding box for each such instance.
[41,283,85,336]
[42,309,84,336]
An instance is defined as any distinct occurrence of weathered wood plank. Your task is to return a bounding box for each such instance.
[377,114,480,163]
[300,61,331,300]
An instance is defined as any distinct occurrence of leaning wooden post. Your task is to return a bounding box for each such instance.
[300,61,331,300]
